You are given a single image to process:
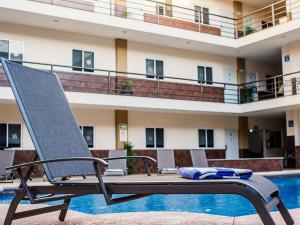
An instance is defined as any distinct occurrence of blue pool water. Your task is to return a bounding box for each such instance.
[1,175,300,216]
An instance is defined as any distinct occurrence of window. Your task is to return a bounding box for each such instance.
[198,66,213,84]
[146,128,164,148]
[146,59,164,79]
[268,131,282,148]
[0,123,21,148]
[156,3,164,15]
[79,126,94,148]
[72,49,94,72]
[194,6,209,24]
[198,129,214,148]
[0,40,23,62]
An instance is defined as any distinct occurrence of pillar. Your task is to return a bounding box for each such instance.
[238,116,249,158]
[115,38,127,73]
[233,1,243,38]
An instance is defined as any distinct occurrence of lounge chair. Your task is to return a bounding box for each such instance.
[0,150,15,183]
[1,59,294,225]
[157,149,178,174]
[104,150,127,176]
[190,149,208,167]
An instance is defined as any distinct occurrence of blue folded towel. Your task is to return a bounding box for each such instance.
[179,167,253,180]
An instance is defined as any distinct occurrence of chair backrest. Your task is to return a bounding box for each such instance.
[0,150,15,175]
[190,149,208,167]
[157,149,175,169]
[108,150,127,170]
[1,59,95,181]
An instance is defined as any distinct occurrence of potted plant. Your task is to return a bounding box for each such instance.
[245,26,256,35]
[123,142,134,173]
[240,85,257,103]
[121,80,133,95]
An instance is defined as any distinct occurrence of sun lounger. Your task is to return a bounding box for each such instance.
[0,150,15,183]
[190,149,208,167]
[157,149,178,174]
[1,59,294,225]
[104,150,127,176]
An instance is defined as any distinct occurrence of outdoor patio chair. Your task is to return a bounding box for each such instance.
[157,149,178,174]
[1,59,294,225]
[190,149,208,167]
[104,150,127,176]
[0,149,15,183]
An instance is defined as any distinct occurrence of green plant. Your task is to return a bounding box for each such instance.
[240,85,257,103]
[122,11,129,18]
[245,26,256,35]
[121,80,132,91]
[123,141,134,169]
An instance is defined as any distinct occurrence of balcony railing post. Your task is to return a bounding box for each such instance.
[271,5,275,26]
[110,0,112,16]
[50,64,53,73]
[157,76,160,97]
[108,71,111,94]
[274,76,277,98]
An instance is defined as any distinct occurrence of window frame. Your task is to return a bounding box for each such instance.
[198,129,214,148]
[79,125,95,149]
[197,66,213,85]
[194,6,210,24]
[0,122,22,149]
[145,58,164,80]
[0,39,24,63]
[72,49,95,73]
[145,127,165,148]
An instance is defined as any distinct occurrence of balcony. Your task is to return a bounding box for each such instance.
[24,0,300,39]
[1,60,300,107]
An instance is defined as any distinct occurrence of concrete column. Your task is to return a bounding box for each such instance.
[115,110,128,150]
[236,57,246,85]
[233,1,243,38]
[115,38,127,74]
[238,116,249,158]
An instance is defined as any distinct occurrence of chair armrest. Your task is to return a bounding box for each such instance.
[103,156,157,164]
[6,157,108,171]
[103,156,157,176]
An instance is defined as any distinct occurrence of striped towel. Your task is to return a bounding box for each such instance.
[179,167,253,180]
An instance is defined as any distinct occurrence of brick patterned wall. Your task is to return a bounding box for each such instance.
[0,68,224,103]
[295,146,300,168]
[144,13,221,36]
[209,158,283,172]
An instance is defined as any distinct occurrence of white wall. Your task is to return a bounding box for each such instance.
[0,22,116,72]
[281,41,300,96]
[0,104,116,150]
[127,41,237,86]
[128,111,238,150]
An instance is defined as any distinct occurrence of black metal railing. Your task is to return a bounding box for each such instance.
[1,60,300,105]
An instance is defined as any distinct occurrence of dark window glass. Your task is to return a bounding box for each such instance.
[156,4,164,15]
[198,129,206,147]
[203,7,209,25]
[146,128,155,148]
[83,126,94,148]
[0,40,9,59]
[156,60,164,80]
[206,67,213,84]
[8,124,21,148]
[84,51,94,72]
[0,124,7,148]
[146,59,155,78]
[198,66,205,83]
[269,131,282,148]
[156,128,164,148]
[207,129,214,147]
[195,6,201,23]
[72,49,83,71]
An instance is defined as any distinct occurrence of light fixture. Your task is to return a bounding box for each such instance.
[53,19,59,23]
[123,30,127,34]
[186,41,191,44]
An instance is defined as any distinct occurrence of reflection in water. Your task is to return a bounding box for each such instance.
[0,176,299,216]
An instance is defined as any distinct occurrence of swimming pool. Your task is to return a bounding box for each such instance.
[0,175,299,216]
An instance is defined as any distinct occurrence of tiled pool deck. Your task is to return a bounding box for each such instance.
[1,170,300,225]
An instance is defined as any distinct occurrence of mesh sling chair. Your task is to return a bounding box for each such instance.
[1,59,294,225]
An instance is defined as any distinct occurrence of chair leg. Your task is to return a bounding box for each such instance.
[4,190,26,225]
[58,198,71,221]
[277,196,294,225]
